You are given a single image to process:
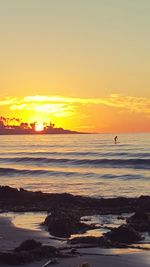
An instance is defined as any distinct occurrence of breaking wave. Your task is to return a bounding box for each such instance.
[0,157,150,169]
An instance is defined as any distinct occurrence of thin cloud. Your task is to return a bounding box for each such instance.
[0,98,18,106]
[0,94,150,117]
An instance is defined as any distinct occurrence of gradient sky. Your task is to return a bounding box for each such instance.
[0,0,150,132]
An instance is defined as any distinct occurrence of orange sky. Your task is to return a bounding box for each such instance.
[0,94,150,133]
[0,1,150,133]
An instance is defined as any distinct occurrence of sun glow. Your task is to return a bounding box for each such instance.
[35,123,44,132]
[0,94,150,133]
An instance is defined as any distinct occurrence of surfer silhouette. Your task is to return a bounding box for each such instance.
[114,136,118,144]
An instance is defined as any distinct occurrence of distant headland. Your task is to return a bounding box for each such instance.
[0,116,81,135]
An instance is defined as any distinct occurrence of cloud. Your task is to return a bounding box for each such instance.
[0,94,150,117]
[0,98,18,106]
[9,96,77,117]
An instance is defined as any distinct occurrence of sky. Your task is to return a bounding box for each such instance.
[0,0,150,132]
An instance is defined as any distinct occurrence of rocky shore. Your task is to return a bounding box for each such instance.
[0,186,149,214]
[0,186,149,265]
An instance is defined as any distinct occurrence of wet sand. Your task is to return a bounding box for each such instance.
[0,216,65,253]
[2,249,150,267]
[0,216,150,267]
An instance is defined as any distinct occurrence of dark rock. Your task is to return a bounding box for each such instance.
[138,196,150,212]
[79,263,91,267]
[15,239,60,256]
[0,186,19,199]
[117,215,125,220]
[127,211,149,222]
[0,185,150,215]
[43,209,91,238]
[127,211,150,232]
[70,236,101,245]
[15,239,42,252]
[69,235,112,247]
[31,245,61,258]
[105,224,143,244]
[0,241,61,265]
[70,248,78,254]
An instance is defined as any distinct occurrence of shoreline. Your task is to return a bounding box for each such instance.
[0,216,150,267]
[0,215,66,253]
[0,186,149,214]
[0,186,150,266]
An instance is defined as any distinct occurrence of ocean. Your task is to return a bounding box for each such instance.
[0,133,149,198]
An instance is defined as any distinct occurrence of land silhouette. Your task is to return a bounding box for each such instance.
[0,116,80,135]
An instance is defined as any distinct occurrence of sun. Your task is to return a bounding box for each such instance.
[35,122,44,132]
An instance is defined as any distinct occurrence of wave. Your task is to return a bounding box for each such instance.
[0,151,150,158]
[0,167,77,177]
[101,174,147,180]
[0,167,148,180]
[0,157,150,169]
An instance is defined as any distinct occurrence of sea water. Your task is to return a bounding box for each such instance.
[0,133,149,198]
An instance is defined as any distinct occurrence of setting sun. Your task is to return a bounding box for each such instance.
[35,123,44,132]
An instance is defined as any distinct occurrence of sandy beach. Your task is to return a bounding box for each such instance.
[25,250,150,267]
[0,214,150,267]
[0,215,67,253]
[1,245,150,267]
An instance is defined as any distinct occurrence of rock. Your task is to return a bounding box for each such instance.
[70,248,78,254]
[31,245,61,258]
[105,224,143,244]
[15,239,42,252]
[43,209,91,238]
[15,239,60,256]
[117,215,125,220]
[0,242,61,265]
[0,186,19,199]
[70,235,112,247]
[79,263,91,267]
[127,211,150,232]
[138,196,150,212]
[70,236,101,245]
[0,185,150,215]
